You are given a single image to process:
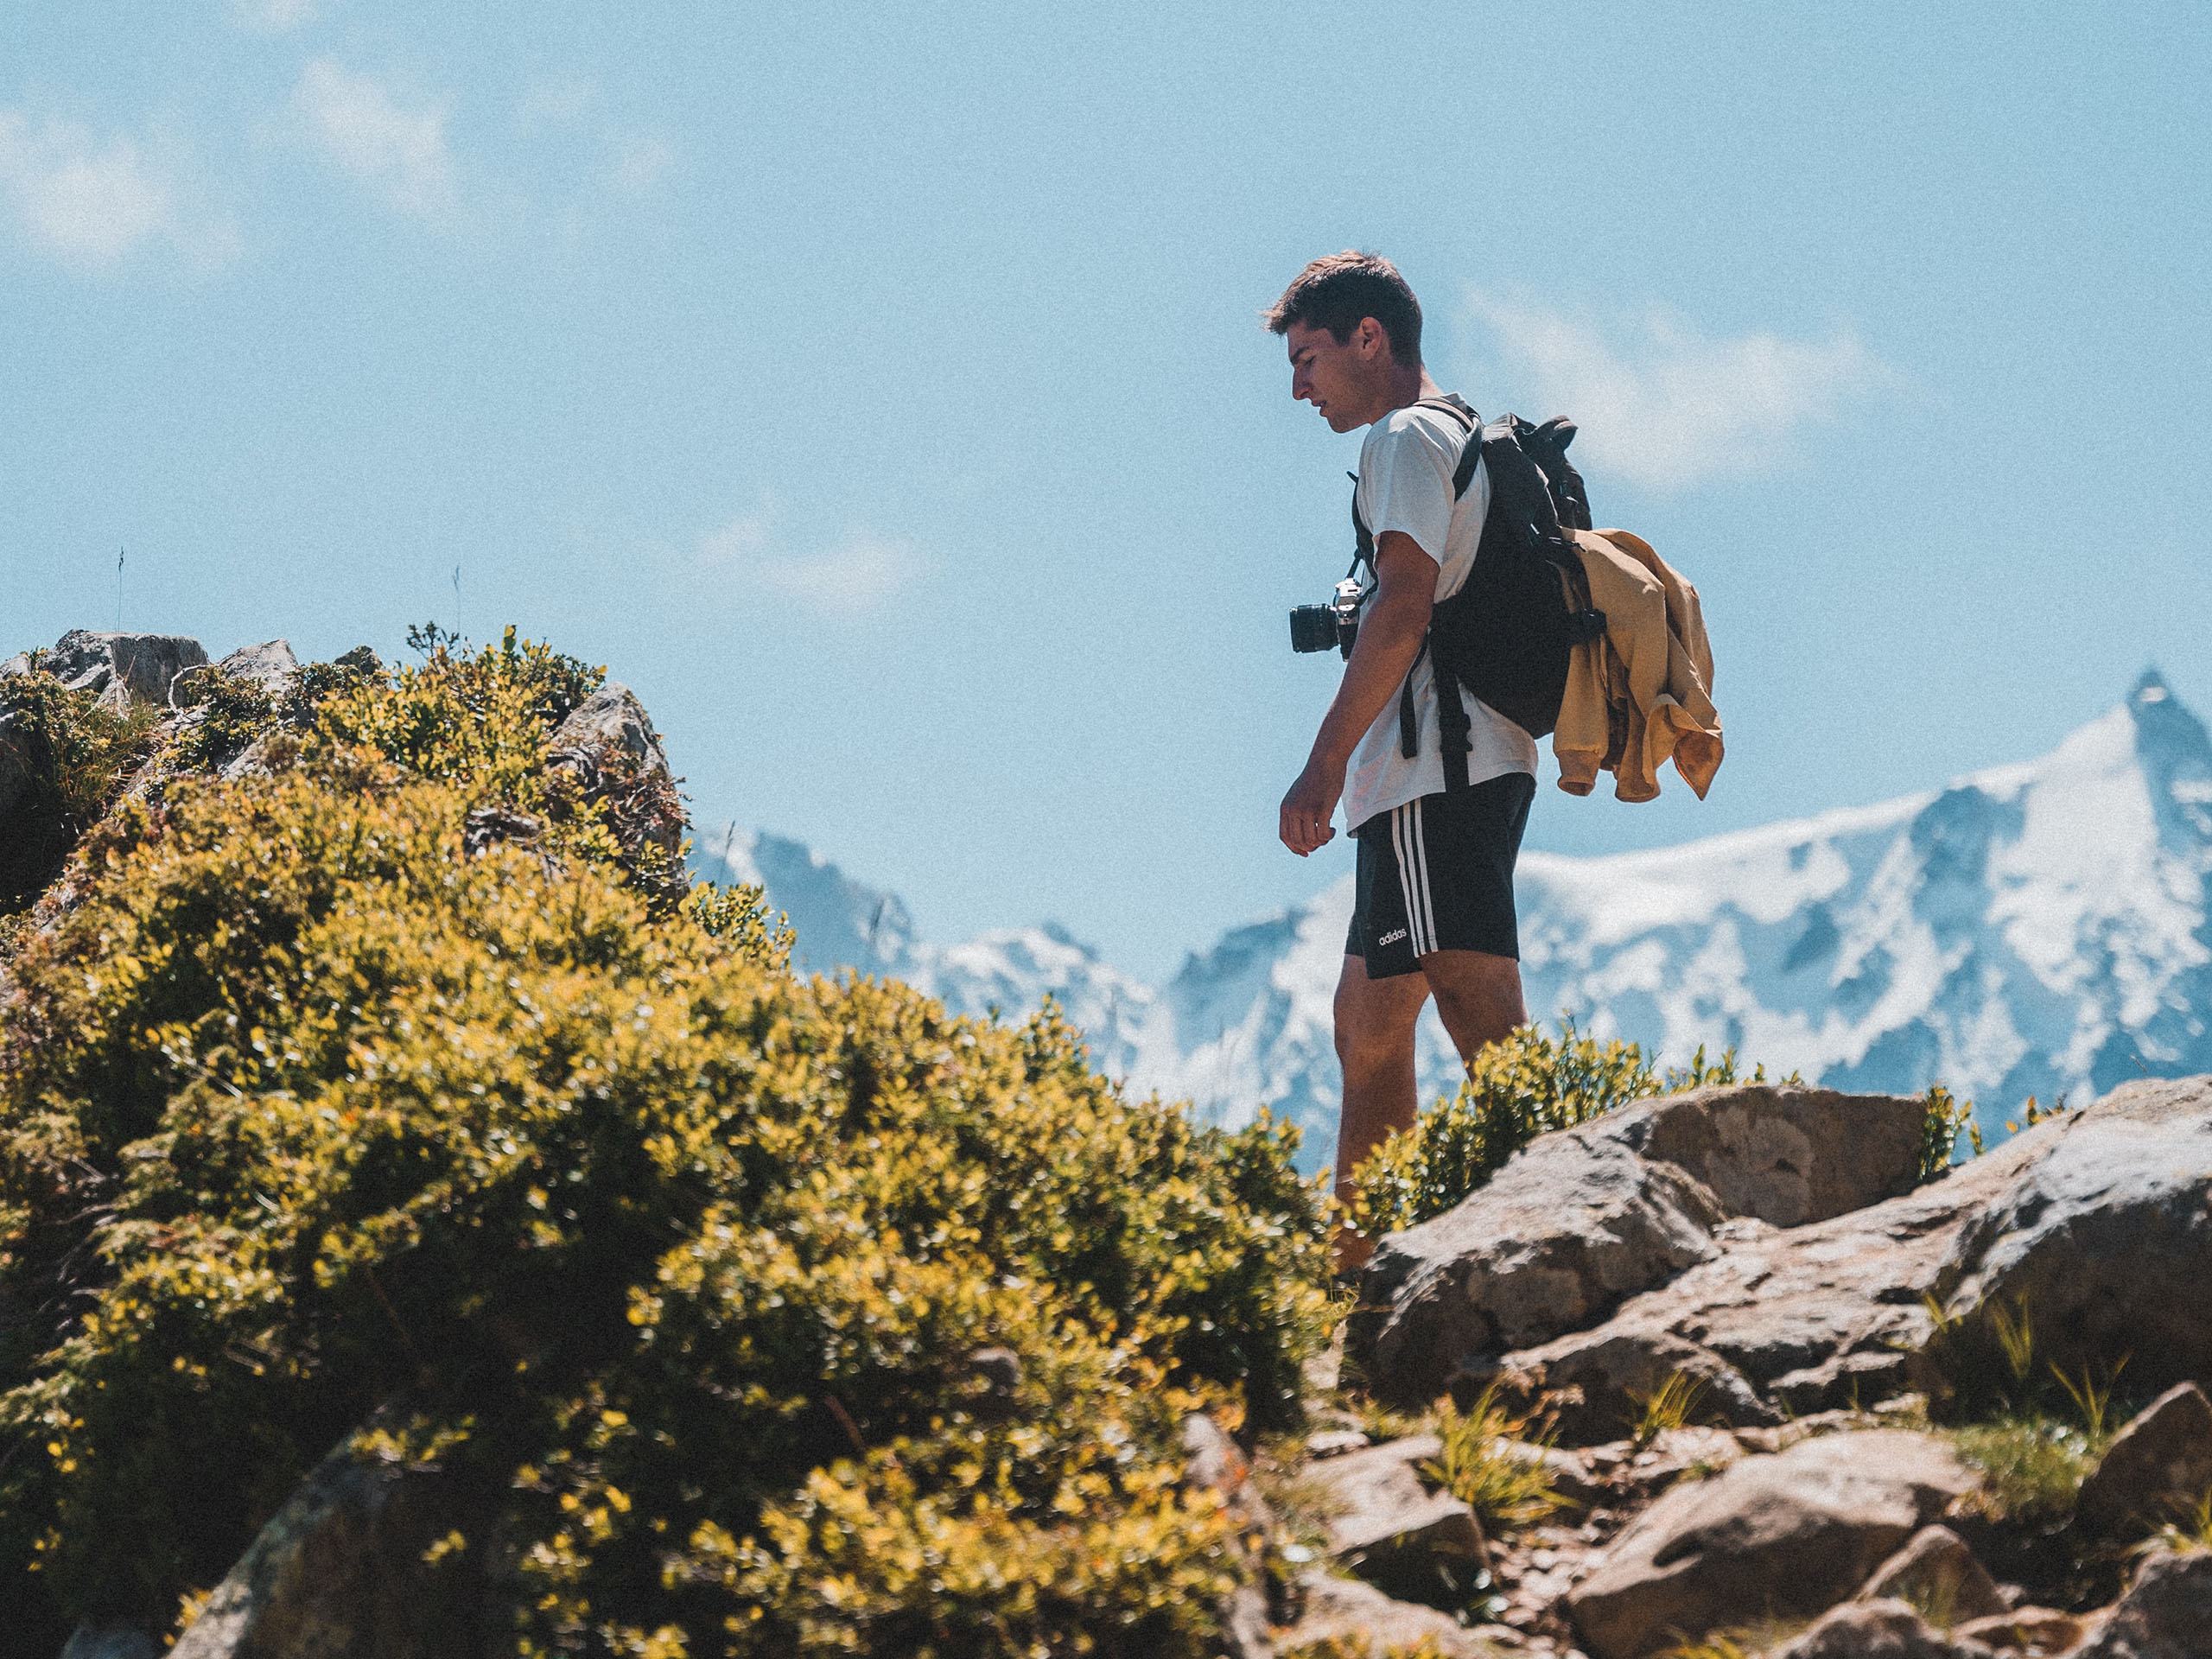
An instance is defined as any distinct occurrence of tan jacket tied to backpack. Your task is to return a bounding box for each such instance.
[1552,527,1723,803]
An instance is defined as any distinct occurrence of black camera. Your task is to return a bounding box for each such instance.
[1289,578,1365,658]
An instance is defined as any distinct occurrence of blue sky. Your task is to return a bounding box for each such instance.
[6,3,2209,979]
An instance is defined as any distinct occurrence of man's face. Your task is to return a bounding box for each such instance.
[1286,317,1382,433]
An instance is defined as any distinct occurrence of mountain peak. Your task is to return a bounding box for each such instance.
[2124,667,2212,788]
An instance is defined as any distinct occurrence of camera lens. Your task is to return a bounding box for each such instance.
[1289,606,1339,653]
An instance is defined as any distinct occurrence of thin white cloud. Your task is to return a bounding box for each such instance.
[289,59,456,223]
[0,111,238,270]
[517,77,596,131]
[226,0,316,30]
[1464,291,1895,491]
[699,508,922,619]
[607,129,676,194]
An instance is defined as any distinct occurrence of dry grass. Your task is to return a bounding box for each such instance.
[1421,1382,1566,1532]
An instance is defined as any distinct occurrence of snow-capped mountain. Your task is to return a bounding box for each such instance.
[694,672,2212,1175]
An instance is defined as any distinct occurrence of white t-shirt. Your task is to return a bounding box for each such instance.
[1340,402,1539,833]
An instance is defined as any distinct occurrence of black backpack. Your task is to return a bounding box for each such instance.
[1351,395,1606,785]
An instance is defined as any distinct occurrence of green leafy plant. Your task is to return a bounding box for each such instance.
[1421,1382,1565,1532]
[1992,1300,2038,1397]
[1918,1083,1982,1179]
[2005,1093,2076,1135]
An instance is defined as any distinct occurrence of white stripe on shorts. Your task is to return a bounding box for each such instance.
[1391,801,1436,957]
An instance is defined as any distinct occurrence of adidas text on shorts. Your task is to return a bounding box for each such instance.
[1344,773,1536,979]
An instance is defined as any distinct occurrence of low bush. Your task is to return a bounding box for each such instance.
[0,667,161,911]
[1344,1021,1776,1240]
[0,631,1335,1655]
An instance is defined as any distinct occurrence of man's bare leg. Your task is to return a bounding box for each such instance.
[1332,953,1431,1274]
[1417,948,1528,1063]
[1332,948,1525,1275]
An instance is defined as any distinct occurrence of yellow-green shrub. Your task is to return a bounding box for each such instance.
[0,634,1332,1655]
[1347,1022,1772,1240]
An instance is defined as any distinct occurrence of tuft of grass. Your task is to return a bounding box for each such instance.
[2050,1357,2128,1444]
[1630,1371,1709,1446]
[2145,1490,2212,1556]
[1945,1414,2101,1529]
[1421,1382,1565,1533]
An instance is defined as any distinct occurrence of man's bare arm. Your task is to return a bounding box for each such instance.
[1279,530,1435,855]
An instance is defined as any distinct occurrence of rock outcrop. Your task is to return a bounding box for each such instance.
[2065,1547,2212,1659]
[2075,1383,2212,1541]
[169,1438,480,1659]
[1773,1599,1995,1658]
[1565,1430,1975,1659]
[1353,1076,2212,1445]
[2,629,208,708]
[1304,1433,1489,1605]
[1855,1524,2009,1626]
[1934,1077,2212,1396]
[1281,1573,1508,1657]
[1350,1084,1929,1406]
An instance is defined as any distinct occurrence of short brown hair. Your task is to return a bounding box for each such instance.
[1263,251,1423,367]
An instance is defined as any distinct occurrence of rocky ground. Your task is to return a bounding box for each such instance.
[1207,1073,2212,1658]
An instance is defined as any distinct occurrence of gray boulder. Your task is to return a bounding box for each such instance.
[211,639,300,696]
[1855,1524,2008,1626]
[1566,1430,1976,1659]
[1,629,207,706]
[549,681,671,781]
[2066,1548,2212,1659]
[1774,1599,1997,1658]
[1934,1076,2212,1396]
[547,681,682,868]
[169,1436,480,1659]
[2076,1382,2212,1541]
[1282,1572,1508,1658]
[1350,1085,1928,1407]
[1305,1433,1487,1605]
[1427,1077,2212,1443]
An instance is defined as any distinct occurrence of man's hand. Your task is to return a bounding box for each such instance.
[1280,752,1345,856]
[1277,529,1438,858]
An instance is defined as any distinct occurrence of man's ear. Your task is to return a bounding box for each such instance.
[1354,316,1388,363]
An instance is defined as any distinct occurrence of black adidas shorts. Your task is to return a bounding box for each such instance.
[1344,773,1536,978]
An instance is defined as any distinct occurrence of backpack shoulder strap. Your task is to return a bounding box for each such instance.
[1415,395,1484,499]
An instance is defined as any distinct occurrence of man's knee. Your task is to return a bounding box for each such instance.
[1422,950,1527,1048]
[1333,965,1423,1066]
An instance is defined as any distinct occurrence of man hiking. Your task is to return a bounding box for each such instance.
[1266,251,1536,1272]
